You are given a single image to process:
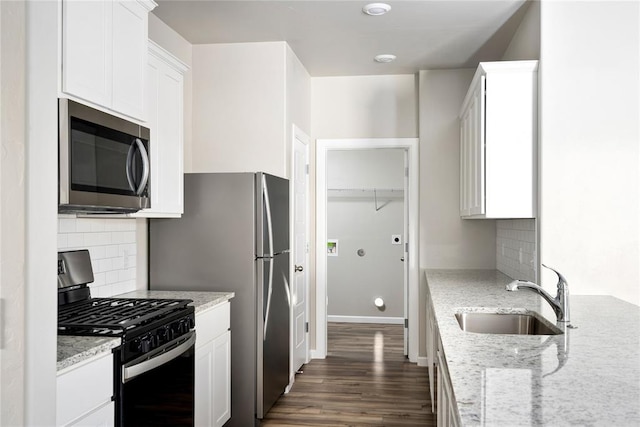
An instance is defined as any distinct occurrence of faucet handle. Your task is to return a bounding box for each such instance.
[542,264,568,289]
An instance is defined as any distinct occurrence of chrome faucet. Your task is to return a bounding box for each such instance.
[506,264,570,323]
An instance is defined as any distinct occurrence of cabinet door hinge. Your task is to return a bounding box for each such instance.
[305,164,309,175]
[305,322,309,333]
[404,318,408,328]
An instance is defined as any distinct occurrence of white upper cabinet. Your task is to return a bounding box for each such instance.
[111,0,150,119]
[61,0,156,121]
[459,60,538,219]
[133,40,188,218]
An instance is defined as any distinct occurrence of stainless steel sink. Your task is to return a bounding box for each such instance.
[455,312,563,335]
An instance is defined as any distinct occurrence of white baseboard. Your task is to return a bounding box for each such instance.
[417,356,428,367]
[309,349,325,360]
[327,315,404,324]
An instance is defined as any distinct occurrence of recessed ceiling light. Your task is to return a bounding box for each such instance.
[363,3,391,16]
[374,54,396,63]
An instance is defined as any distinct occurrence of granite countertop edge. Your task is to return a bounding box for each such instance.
[57,290,235,372]
[424,268,640,426]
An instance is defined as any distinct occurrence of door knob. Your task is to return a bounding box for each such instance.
[295,265,304,272]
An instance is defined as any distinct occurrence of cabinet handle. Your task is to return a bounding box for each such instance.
[294,265,303,272]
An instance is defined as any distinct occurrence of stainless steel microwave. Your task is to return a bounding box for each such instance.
[59,99,151,213]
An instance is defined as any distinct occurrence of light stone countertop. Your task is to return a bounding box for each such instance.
[57,290,234,371]
[116,290,234,314]
[425,269,640,426]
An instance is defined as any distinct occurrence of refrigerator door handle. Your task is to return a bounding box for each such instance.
[283,270,291,308]
[262,175,275,258]
[264,258,274,339]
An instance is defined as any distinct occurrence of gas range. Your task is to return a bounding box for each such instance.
[57,250,195,358]
[58,296,192,337]
[58,295,195,361]
[57,249,196,426]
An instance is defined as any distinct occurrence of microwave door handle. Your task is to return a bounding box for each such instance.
[125,141,137,193]
[134,138,150,196]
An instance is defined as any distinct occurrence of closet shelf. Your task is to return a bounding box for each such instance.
[327,188,404,211]
[328,188,404,197]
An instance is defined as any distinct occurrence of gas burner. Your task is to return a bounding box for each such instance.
[58,297,193,337]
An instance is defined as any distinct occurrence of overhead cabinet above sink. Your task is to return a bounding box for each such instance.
[459,60,538,219]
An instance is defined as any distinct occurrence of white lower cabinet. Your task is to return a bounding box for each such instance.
[195,302,231,427]
[426,290,438,413]
[56,353,114,427]
[67,402,115,427]
[426,282,459,427]
[436,346,459,427]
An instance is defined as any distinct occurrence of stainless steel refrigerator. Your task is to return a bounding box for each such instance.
[149,172,290,427]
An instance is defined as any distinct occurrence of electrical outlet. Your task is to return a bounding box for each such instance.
[123,249,130,269]
[518,248,523,264]
[391,235,402,245]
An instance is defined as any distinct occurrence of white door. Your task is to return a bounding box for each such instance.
[292,126,310,374]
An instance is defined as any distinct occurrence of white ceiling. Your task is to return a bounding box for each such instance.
[153,0,531,76]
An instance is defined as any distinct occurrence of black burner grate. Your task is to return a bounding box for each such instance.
[58,297,192,336]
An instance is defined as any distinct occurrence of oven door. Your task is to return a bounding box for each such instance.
[116,331,195,427]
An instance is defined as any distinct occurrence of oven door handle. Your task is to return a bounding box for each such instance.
[122,331,196,383]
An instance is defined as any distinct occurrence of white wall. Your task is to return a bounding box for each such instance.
[285,45,311,178]
[539,0,640,305]
[502,0,540,62]
[312,75,418,139]
[0,1,26,424]
[327,149,405,320]
[191,42,287,177]
[327,149,405,190]
[418,69,497,269]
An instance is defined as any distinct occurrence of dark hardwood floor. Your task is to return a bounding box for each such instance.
[261,323,435,426]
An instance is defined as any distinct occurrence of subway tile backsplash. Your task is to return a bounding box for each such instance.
[58,216,139,297]
[496,219,537,282]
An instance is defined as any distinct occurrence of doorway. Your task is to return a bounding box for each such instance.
[315,138,419,362]
[326,148,406,341]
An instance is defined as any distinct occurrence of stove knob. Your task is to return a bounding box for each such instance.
[139,336,151,353]
[157,327,168,343]
[178,319,189,334]
[188,317,195,329]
